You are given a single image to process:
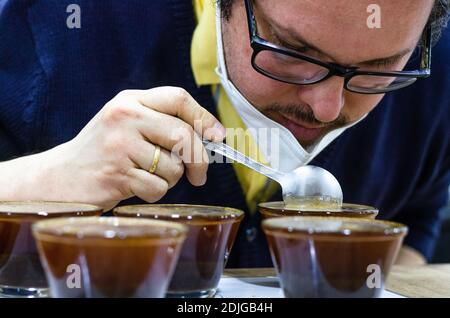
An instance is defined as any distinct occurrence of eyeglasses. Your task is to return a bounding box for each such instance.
[244,0,432,94]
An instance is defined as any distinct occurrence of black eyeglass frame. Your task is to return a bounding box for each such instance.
[244,0,432,94]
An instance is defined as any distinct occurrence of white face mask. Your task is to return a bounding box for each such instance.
[215,6,365,173]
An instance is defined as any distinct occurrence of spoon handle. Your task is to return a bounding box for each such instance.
[202,140,285,183]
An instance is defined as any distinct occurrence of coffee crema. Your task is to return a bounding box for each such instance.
[259,201,378,219]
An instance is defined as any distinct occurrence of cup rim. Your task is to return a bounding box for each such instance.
[113,204,245,222]
[32,216,188,243]
[259,201,378,214]
[0,201,104,216]
[262,216,408,237]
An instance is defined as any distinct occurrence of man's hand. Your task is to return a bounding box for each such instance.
[0,87,226,210]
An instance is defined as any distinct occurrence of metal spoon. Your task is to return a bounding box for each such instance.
[202,140,343,206]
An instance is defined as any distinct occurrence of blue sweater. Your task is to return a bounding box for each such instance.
[1,0,449,266]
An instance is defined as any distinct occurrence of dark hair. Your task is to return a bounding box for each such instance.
[430,0,450,44]
[218,0,450,46]
[219,0,234,20]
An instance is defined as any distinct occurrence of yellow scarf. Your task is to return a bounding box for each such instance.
[191,0,279,213]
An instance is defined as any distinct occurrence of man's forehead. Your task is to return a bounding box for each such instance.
[256,0,433,65]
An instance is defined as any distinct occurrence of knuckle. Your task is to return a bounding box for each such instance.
[115,89,134,99]
[103,103,137,124]
[171,87,190,107]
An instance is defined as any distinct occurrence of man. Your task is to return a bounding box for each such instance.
[0,0,449,267]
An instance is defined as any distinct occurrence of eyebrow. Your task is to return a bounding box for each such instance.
[267,18,414,68]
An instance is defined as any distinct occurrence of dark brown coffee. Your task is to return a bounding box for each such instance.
[114,204,244,298]
[259,201,378,219]
[263,216,407,298]
[33,217,187,298]
[0,202,103,297]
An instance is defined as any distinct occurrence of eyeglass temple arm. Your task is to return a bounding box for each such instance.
[421,25,432,70]
[244,0,257,41]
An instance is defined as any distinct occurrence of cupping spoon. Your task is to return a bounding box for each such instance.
[202,140,343,207]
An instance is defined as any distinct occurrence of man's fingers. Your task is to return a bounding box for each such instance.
[127,168,169,203]
[128,140,184,189]
[135,109,210,186]
[135,87,226,142]
[180,135,210,187]
[108,88,219,187]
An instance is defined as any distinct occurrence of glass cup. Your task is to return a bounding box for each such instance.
[262,216,407,298]
[0,201,103,298]
[224,212,245,266]
[114,204,244,298]
[33,217,187,298]
[259,201,378,219]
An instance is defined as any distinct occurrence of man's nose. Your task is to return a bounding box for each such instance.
[298,76,345,123]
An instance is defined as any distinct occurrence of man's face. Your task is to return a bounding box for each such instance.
[222,0,434,147]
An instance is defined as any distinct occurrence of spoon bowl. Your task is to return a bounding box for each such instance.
[281,165,343,207]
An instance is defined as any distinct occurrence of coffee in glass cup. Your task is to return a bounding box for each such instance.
[262,216,407,298]
[114,204,244,298]
[33,216,187,298]
[0,201,102,297]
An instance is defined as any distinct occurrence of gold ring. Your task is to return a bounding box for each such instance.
[149,145,161,174]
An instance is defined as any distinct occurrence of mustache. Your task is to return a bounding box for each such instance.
[266,103,349,130]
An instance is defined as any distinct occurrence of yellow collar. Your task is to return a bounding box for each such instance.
[191,0,220,86]
[191,0,279,213]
